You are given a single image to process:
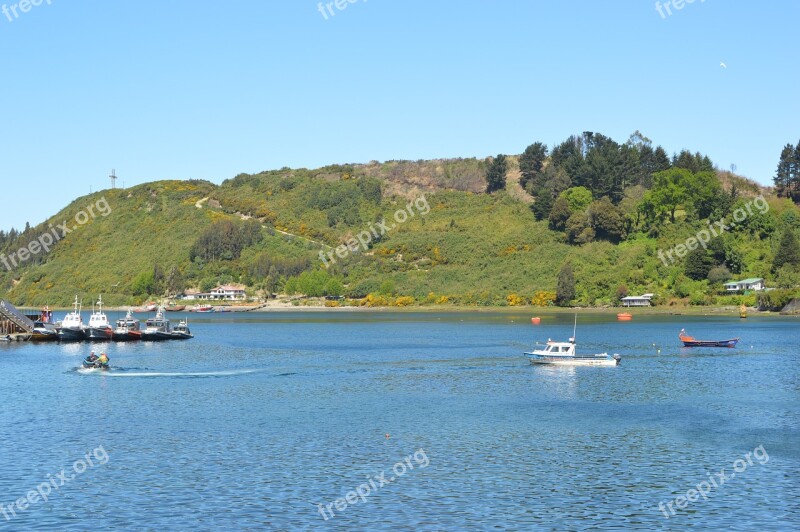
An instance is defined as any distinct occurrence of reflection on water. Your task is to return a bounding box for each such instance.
[0,312,798,530]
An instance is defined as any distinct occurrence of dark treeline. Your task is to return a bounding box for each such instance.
[486,130,722,245]
[189,219,264,263]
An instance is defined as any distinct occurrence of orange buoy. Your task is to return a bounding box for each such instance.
[531,317,541,325]
[617,313,632,321]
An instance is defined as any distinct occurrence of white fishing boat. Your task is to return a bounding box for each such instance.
[85,295,113,341]
[57,296,85,342]
[525,315,621,367]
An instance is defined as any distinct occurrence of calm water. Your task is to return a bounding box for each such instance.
[1,312,798,531]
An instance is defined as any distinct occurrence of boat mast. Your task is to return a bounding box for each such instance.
[571,313,577,343]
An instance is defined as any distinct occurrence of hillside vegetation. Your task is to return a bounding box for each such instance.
[1,131,799,309]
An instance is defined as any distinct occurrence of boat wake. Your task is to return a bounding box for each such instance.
[76,368,265,378]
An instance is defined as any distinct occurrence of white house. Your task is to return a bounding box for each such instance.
[180,284,247,301]
[723,278,765,292]
[620,293,654,307]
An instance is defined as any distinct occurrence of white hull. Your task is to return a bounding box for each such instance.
[528,356,620,367]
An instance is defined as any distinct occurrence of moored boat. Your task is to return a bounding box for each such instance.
[524,315,621,367]
[112,309,142,341]
[166,304,186,312]
[85,295,113,341]
[133,303,158,313]
[31,306,58,341]
[679,329,738,348]
[191,304,214,313]
[57,296,86,342]
[171,319,193,339]
[141,307,173,340]
[526,339,621,366]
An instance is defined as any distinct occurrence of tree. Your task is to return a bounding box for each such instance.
[685,171,723,220]
[556,262,576,306]
[548,197,572,231]
[485,154,508,193]
[532,187,555,221]
[773,140,800,202]
[773,229,800,271]
[672,150,714,173]
[707,266,732,285]
[519,142,548,190]
[642,168,692,224]
[560,187,593,213]
[566,213,594,244]
[165,265,184,296]
[586,197,626,242]
[684,248,714,281]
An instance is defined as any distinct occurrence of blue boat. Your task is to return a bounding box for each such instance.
[679,329,739,348]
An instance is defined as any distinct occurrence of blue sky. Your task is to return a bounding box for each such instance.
[1,0,797,229]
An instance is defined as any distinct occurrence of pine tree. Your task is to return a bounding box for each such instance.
[485,154,508,193]
[773,229,800,271]
[774,143,794,198]
[519,142,548,190]
[793,140,800,202]
[556,262,576,306]
[684,248,714,280]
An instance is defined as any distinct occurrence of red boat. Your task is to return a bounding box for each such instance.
[679,329,738,348]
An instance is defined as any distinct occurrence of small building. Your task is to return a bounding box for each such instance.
[179,284,247,301]
[620,293,654,307]
[723,278,765,293]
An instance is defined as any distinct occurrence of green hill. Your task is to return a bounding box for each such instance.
[2,137,799,309]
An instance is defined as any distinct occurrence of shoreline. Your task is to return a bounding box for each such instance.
[18,302,793,316]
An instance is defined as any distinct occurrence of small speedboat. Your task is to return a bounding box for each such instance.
[679,329,738,348]
[192,304,214,313]
[82,356,109,370]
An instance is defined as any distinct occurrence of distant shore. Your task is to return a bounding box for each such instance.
[21,302,792,316]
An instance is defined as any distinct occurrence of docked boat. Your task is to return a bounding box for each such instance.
[524,316,621,366]
[165,304,186,312]
[141,307,173,340]
[133,303,158,313]
[85,295,113,341]
[679,329,738,348]
[171,319,193,339]
[191,304,214,313]
[31,306,58,341]
[112,309,142,341]
[57,296,86,342]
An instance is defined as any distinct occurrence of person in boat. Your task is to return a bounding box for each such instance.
[86,351,98,363]
[97,352,109,366]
